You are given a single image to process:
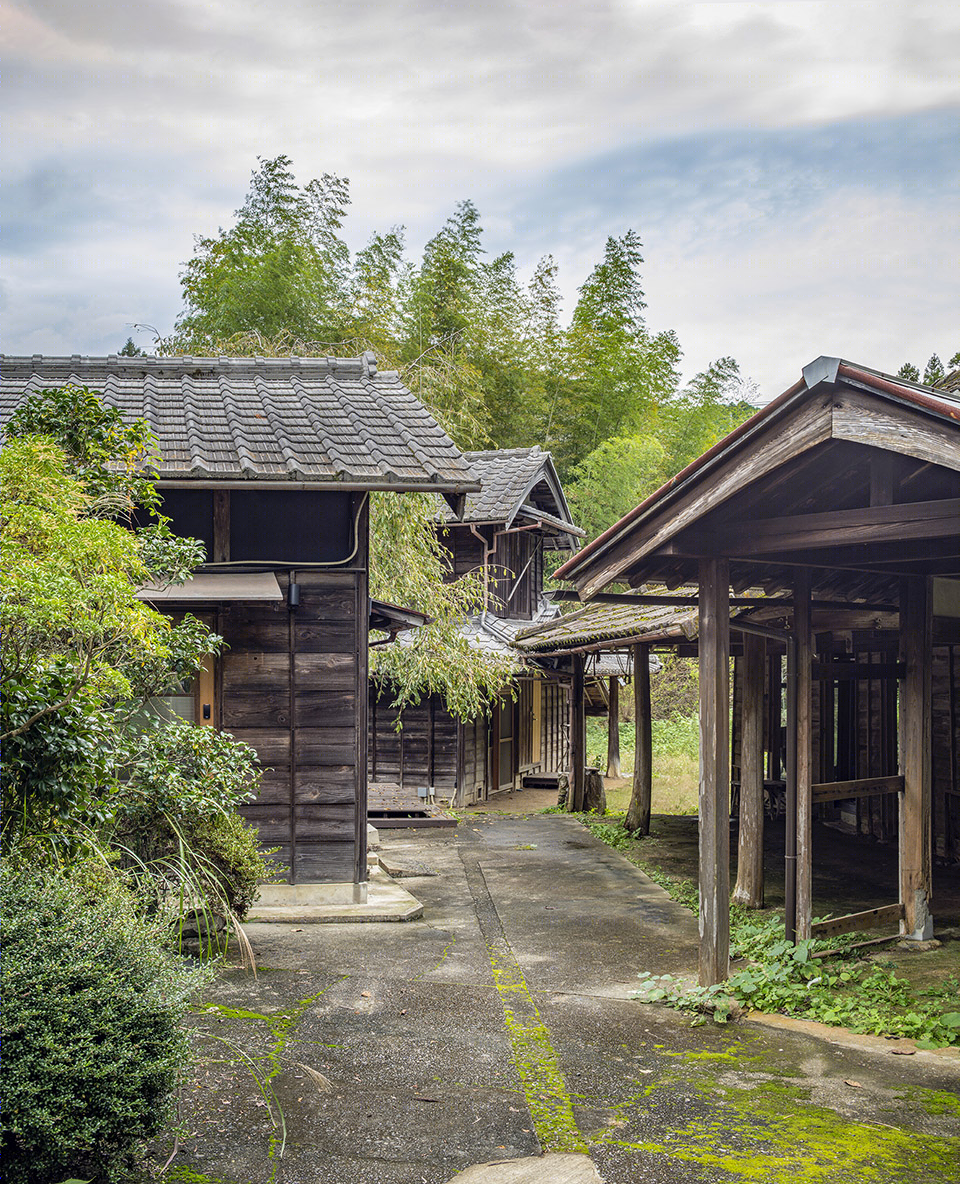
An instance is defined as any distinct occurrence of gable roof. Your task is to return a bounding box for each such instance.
[436,445,584,544]
[556,357,960,601]
[0,353,480,494]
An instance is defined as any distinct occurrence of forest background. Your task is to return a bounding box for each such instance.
[128,155,954,715]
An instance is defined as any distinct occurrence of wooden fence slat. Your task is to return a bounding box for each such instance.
[812,774,904,804]
[811,903,904,940]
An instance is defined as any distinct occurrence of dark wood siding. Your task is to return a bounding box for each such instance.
[440,526,544,621]
[226,559,367,885]
[368,689,459,792]
[933,643,960,862]
[539,680,568,773]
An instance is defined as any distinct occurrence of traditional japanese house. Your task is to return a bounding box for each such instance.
[555,358,960,983]
[368,446,586,809]
[1,353,478,897]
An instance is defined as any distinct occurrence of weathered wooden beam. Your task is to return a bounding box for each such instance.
[606,676,621,778]
[811,903,904,940]
[213,490,230,563]
[573,397,833,599]
[899,575,934,940]
[679,498,960,557]
[794,570,813,942]
[812,774,904,804]
[549,589,898,611]
[698,558,730,986]
[568,654,586,812]
[814,661,905,680]
[733,632,765,908]
[626,643,652,836]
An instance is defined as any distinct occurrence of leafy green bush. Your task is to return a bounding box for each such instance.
[633,892,960,1049]
[112,719,271,920]
[1,861,209,1183]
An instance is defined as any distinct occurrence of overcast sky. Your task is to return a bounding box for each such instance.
[4,0,959,398]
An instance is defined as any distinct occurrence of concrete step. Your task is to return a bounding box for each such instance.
[443,1154,603,1183]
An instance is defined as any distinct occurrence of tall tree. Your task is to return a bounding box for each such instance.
[555,231,680,474]
[658,356,757,476]
[174,156,351,349]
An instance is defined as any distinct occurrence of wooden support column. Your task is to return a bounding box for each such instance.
[899,575,933,940]
[568,655,586,812]
[733,631,765,908]
[698,558,730,986]
[626,643,652,836]
[794,569,813,942]
[213,491,230,562]
[606,677,621,778]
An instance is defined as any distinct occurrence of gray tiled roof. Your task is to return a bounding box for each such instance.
[515,601,700,652]
[436,446,582,534]
[0,353,479,490]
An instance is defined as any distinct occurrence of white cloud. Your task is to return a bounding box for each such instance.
[2,0,958,394]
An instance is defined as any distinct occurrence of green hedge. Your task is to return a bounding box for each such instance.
[1,862,209,1183]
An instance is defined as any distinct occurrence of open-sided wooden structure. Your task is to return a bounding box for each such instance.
[555,358,960,983]
[1,353,478,896]
[368,446,585,807]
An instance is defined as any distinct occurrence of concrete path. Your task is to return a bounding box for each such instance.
[164,815,960,1184]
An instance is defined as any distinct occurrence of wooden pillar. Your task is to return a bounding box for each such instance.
[569,655,586,812]
[733,632,765,908]
[794,569,813,942]
[899,576,933,940]
[766,651,782,781]
[213,490,230,562]
[698,558,730,986]
[626,643,652,835]
[606,677,621,778]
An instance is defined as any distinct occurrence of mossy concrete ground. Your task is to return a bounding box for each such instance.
[159,817,960,1183]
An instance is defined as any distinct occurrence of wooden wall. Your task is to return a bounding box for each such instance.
[933,643,960,861]
[368,672,568,804]
[226,564,368,885]
[368,690,459,792]
[439,526,543,620]
[729,634,959,862]
[539,679,568,773]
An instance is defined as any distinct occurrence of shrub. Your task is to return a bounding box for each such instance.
[1,861,209,1183]
[112,719,271,920]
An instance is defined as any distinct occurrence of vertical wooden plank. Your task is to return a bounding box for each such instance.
[794,569,813,942]
[213,491,230,563]
[698,558,730,986]
[900,575,933,939]
[606,677,621,778]
[767,652,782,781]
[569,655,586,812]
[733,631,765,908]
[354,494,370,888]
[626,643,652,836]
[287,574,297,884]
[532,676,542,764]
[456,718,465,808]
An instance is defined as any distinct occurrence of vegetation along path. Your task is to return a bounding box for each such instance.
[166,816,960,1183]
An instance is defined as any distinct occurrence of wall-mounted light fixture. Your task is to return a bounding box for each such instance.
[288,571,301,609]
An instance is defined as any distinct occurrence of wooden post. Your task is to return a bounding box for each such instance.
[794,569,813,942]
[733,631,765,908]
[606,677,621,778]
[213,490,230,563]
[767,652,782,781]
[569,655,586,812]
[899,576,933,940]
[698,558,730,986]
[626,643,652,835]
